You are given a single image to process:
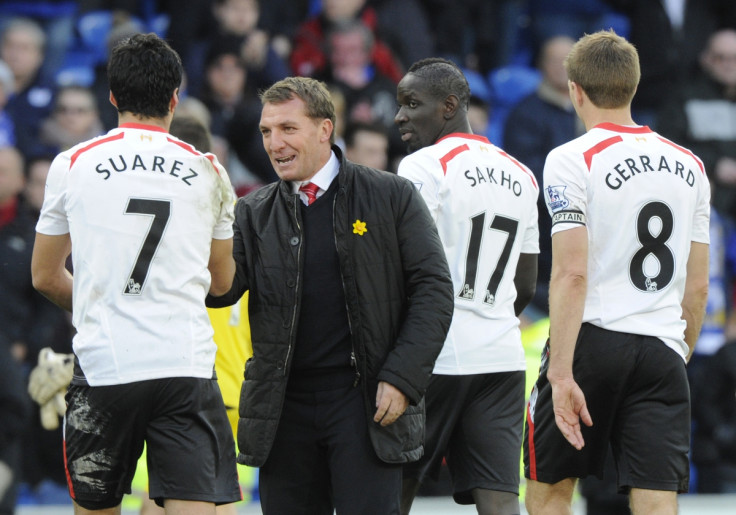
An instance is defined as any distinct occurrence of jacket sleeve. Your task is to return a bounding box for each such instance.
[206,199,250,308]
[376,180,454,404]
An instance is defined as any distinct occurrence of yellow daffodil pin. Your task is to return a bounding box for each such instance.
[353,219,367,236]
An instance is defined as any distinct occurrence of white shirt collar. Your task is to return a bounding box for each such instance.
[292,150,340,197]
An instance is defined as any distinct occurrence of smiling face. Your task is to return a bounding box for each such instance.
[259,96,333,182]
[394,73,447,154]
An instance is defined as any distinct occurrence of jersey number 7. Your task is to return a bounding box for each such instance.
[123,198,171,295]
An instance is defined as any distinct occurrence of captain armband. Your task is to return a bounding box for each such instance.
[551,210,586,227]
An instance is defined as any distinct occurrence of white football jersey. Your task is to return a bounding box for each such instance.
[36,123,236,385]
[543,123,710,359]
[398,133,539,374]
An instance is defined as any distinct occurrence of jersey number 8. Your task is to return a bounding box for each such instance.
[629,201,675,292]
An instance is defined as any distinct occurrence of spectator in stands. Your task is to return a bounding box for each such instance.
[604,0,734,128]
[658,28,736,221]
[90,14,144,132]
[691,337,736,493]
[0,0,77,86]
[689,199,736,494]
[39,85,104,154]
[0,145,32,515]
[1,144,72,510]
[527,0,627,54]
[1,17,55,160]
[321,19,402,163]
[174,96,231,174]
[210,0,290,92]
[107,0,219,99]
[198,38,275,185]
[0,340,30,515]
[0,59,15,148]
[290,0,403,83]
[363,0,434,71]
[0,146,52,364]
[22,152,75,504]
[419,0,517,74]
[253,0,310,61]
[344,121,390,172]
[23,155,52,214]
[503,35,581,315]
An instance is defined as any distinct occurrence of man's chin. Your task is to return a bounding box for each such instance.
[406,141,421,154]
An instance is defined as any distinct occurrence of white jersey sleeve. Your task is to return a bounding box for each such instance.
[207,152,236,239]
[36,153,72,235]
[543,123,711,359]
[36,124,237,386]
[399,133,539,374]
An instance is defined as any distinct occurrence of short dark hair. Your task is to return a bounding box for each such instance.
[170,116,212,153]
[108,33,183,119]
[407,57,470,109]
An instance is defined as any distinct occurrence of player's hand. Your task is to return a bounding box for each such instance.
[39,391,67,430]
[550,377,592,450]
[373,381,408,427]
[28,347,74,405]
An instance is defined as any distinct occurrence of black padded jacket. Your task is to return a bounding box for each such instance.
[207,146,454,467]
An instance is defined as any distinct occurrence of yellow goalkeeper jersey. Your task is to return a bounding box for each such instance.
[209,293,253,437]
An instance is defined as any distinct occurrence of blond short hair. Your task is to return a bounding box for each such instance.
[565,30,640,109]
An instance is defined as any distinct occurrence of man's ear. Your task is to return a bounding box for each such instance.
[320,118,334,143]
[169,88,180,114]
[109,91,118,108]
[444,94,460,120]
[569,81,584,108]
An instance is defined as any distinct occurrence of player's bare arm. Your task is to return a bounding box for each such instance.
[681,242,709,362]
[31,232,73,312]
[548,226,592,450]
[514,253,538,316]
[208,237,236,296]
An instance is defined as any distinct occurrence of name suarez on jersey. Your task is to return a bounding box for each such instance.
[94,154,199,185]
[463,166,524,196]
[604,154,696,190]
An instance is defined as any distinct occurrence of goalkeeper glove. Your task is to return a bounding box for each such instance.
[28,347,74,405]
[39,391,67,430]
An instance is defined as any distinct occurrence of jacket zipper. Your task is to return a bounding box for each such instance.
[283,193,302,376]
[334,187,361,388]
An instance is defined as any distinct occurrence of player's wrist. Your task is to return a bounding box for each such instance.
[547,369,575,385]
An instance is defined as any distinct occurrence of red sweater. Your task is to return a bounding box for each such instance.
[290,7,403,84]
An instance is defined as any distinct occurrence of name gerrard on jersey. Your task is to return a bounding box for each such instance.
[604,154,696,190]
[464,166,525,196]
[94,154,199,185]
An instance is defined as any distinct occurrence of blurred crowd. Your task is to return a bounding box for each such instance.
[4,0,736,512]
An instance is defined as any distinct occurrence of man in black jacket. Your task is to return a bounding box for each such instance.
[207,76,454,514]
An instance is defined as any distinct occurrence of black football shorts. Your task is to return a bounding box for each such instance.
[524,323,690,493]
[64,376,241,509]
[405,371,526,503]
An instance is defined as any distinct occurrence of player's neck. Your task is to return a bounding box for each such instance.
[117,112,172,132]
[440,118,473,139]
[582,108,636,132]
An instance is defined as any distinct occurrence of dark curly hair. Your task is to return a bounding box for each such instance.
[108,33,183,119]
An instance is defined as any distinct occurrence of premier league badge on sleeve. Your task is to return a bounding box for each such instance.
[545,185,569,212]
